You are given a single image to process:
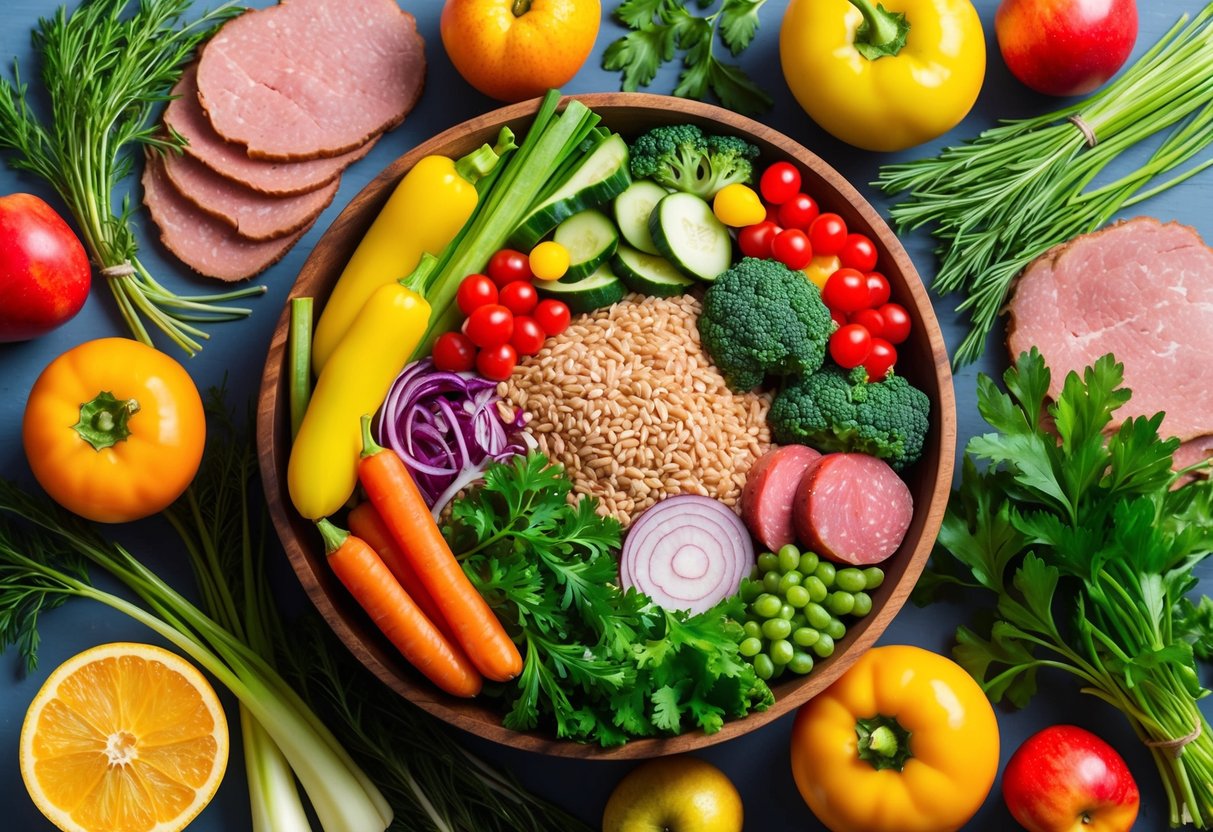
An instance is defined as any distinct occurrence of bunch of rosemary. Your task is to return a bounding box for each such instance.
[877,4,1213,367]
[0,0,264,355]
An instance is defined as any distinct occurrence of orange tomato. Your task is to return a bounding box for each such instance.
[440,0,601,102]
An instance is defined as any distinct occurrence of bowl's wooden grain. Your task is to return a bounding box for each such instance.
[257,93,957,759]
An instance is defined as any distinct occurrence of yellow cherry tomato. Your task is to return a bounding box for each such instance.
[528,240,570,281]
[712,184,767,228]
[22,337,205,523]
[802,254,842,290]
[789,645,999,832]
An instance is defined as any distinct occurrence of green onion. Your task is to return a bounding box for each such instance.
[289,297,314,441]
[876,4,1213,368]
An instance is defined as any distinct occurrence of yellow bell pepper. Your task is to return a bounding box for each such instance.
[789,645,999,832]
[780,0,985,152]
[310,128,515,373]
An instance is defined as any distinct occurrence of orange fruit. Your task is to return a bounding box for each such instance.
[20,642,229,832]
[440,0,601,102]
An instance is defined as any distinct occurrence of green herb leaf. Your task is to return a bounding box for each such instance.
[719,0,766,54]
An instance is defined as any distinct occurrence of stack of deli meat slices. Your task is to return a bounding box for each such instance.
[144,0,426,281]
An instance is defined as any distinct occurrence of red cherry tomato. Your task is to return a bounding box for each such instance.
[878,302,912,344]
[431,331,477,373]
[510,315,546,356]
[839,233,878,272]
[499,280,538,316]
[738,221,781,259]
[865,272,891,308]
[476,343,518,381]
[809,213,848,257]
[456,273,498,316]
[764,203,780,225]
[829,324,872,369]
[486,249,532,287]
[863,338,898,380]
[830,308,848,328]
[822,268,871,314]
[759,162,801,205]
[850,307,885,339]
[770,228,813,270]
[533,299,571,337]
[465,303,514,348]
[777,193,819,230]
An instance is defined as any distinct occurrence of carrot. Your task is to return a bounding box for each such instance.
[347,500,456,643]
[356,415,523,682]
[315,518,482,698]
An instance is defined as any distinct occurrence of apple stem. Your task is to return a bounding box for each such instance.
[72,391,140,451]
[511,0,531,16]
[847,0,911,61]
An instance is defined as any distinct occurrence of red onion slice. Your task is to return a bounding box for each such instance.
[620,495,755,614]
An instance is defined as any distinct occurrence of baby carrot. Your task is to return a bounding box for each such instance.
[357,415,523,682]
[316,518,482,698]
[348,500,456,644]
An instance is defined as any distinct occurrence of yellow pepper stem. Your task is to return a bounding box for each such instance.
[72,391,140,451]
[856,714,913,772]
[455,127,518,186]
[847,0,910,60]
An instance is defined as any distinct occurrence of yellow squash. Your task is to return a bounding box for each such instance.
[780,0,985,152]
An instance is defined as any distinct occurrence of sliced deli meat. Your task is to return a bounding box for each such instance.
[165,64,377,196]
[793,453,912,565]
[162,149,338,241]
[741,445,822,552]
[142,155,307,281]
[196,0,426,160]
[1007,218,1213,443]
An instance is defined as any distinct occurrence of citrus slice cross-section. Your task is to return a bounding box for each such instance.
[19,642,229,832]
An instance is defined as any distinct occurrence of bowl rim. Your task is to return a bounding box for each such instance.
[256,91,957,760]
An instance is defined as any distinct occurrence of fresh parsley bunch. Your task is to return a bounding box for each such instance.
[447,452,772,746]
[603,0,773,116]
[919,349,1213,827]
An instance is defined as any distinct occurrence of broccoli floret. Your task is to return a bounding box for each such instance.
[628,124,759,200]
[768,365,931,471]
[698,257,833,391]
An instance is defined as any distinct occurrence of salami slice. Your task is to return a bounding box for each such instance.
[741,445,822,552]
[793,453,912,565]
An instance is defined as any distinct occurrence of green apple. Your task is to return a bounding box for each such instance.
[602,756,743,832]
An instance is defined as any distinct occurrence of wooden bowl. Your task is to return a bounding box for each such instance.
[257,93,957,759]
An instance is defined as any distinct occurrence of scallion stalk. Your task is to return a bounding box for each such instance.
[289,297,314,441]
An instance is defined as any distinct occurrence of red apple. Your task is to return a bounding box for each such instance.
[0,193,91,343]
[996,0,1138,96]
[1003,724,1140,832]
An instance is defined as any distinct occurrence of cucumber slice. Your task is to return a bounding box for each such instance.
[510,134,631,250]
[553,209,619,283]
[648,192,733,282]
[613,180,667,255]
[612,244,695,298]
[537,261,627,314]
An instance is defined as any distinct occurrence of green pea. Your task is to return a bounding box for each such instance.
[757,552,779,574]
[788,652,815,675]
[762,571,783,593]
[739,637,763,657]
[763,618,792,640]
[752,593,782,619]
[779,604,796,620]
[862,567,885,590]
[786,585,811,609]
[742,620,763,640]
[798,551,819,574]
[852,591,873,617]
[803,576,829,603]
[812,633,836,658]
[771,662,787,680]
[793,627,820,647]
[826,591,855,616]
[778,571,804,593]
[814,561,836,587]
[753,653,775,680]
[835,568,867,593]
[739,579,761,602]
[824,617,846,640]
[805,602,831,630]
[777,544,801,573]
[770,639,795,666]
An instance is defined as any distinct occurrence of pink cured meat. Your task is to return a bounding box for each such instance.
[142,155,307,281]
[793,453,912,565]
[740,445,823,552]
[1007,218,1213,443]
[196,0,426,160]
[162,148,338,241]
[165,64,378,196]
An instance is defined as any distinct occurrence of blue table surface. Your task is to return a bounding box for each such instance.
[1,1,1210,829]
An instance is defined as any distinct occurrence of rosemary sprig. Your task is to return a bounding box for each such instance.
[877,4,1213,368]
[0,0,265,356]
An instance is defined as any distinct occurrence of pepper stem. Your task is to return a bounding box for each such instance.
[360,414,385,459]
[856,714,914,771]
[847,0,910,61]
[453,126,518,185]
[399,251,440,295]
[511,0,532,16]
[72,391,140,451]
[315,518,349,555]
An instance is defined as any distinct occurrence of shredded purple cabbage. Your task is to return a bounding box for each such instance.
[377,359,529,518]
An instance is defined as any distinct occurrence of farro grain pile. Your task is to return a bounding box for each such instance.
[499,293,771,526]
